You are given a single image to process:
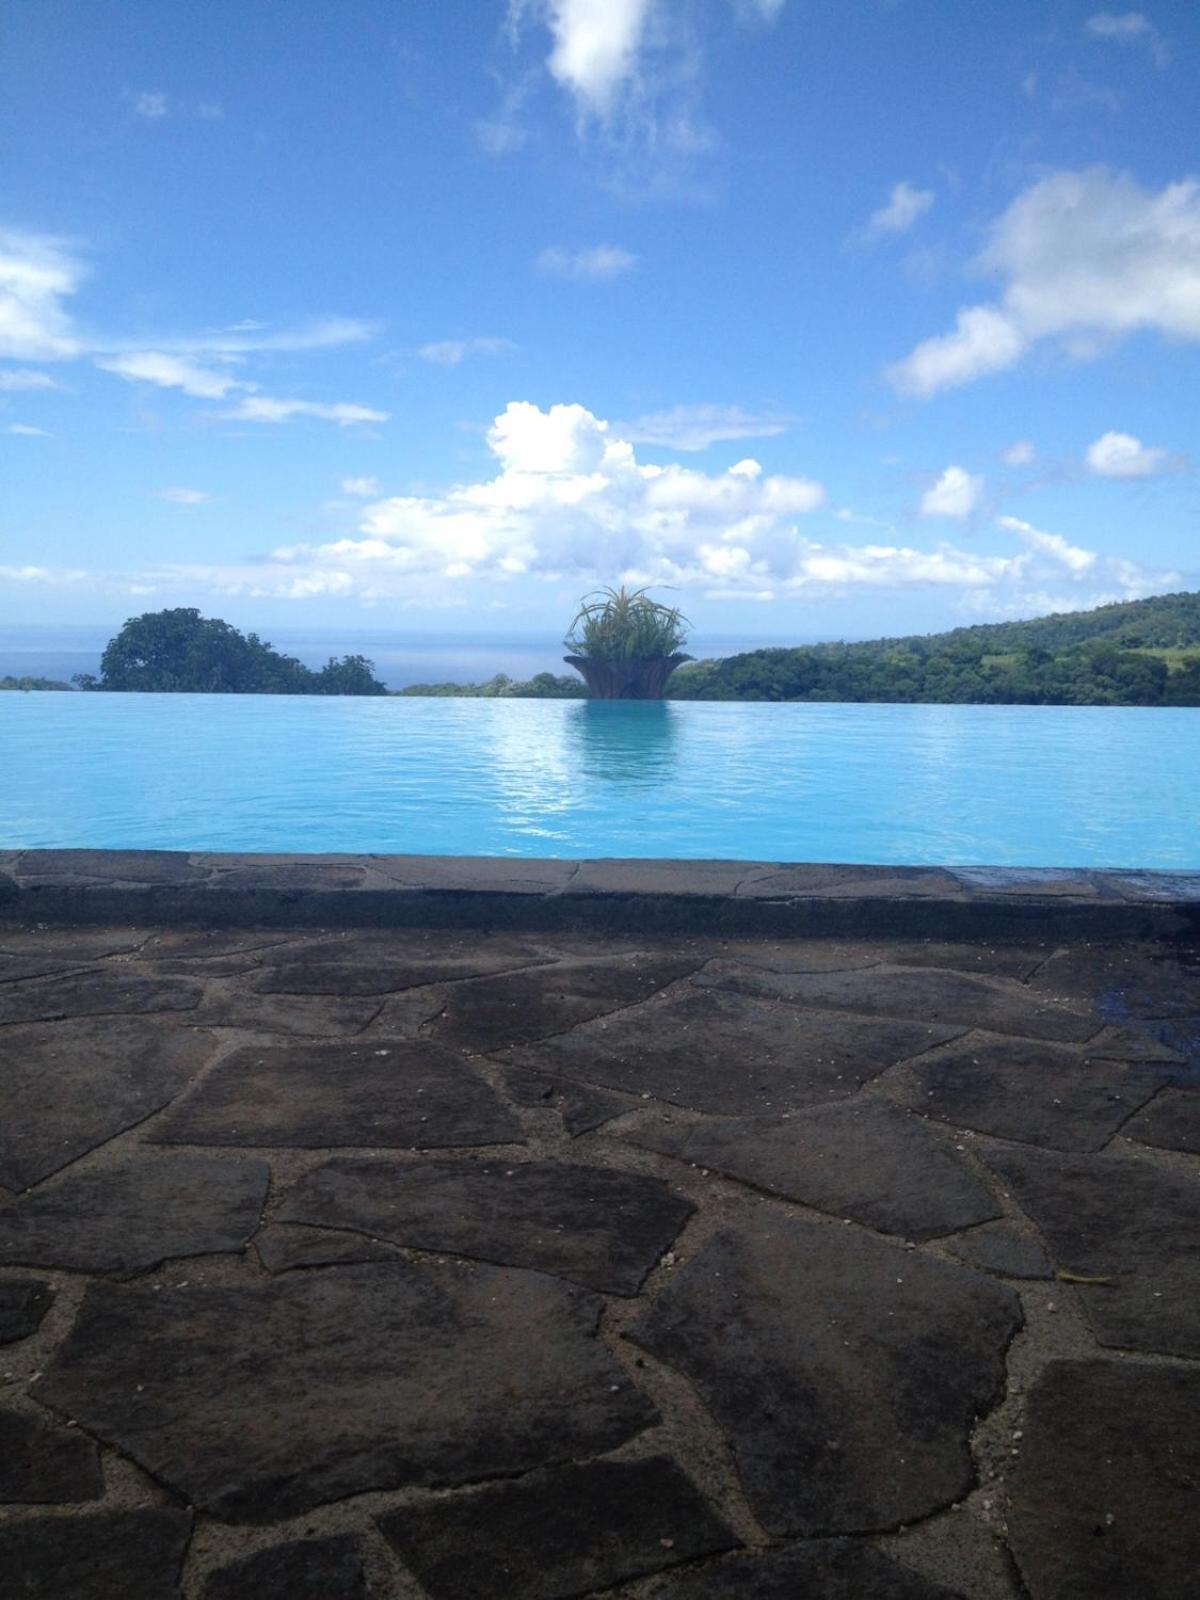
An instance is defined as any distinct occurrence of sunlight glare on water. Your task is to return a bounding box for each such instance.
[2,692,1197,867]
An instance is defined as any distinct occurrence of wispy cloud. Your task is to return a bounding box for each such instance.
[97,351,246,399]
[0,229,86,361]
[0,368,60,391]
[617,404,795,451]
[341,477,381,498]
[417,336,515,366]
[1085,11,1170,67]
[6,422,52,437]
[854,180,935,245]
[131,90,169,119]
[157,487,214,505]
[222,396,388,427]
[536,244,636,280]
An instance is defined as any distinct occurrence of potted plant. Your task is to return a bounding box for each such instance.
[563,586,692,699]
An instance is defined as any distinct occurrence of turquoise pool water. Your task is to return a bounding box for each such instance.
[2,692,1197,866]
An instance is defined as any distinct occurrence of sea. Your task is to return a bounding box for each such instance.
[0,624,799,691]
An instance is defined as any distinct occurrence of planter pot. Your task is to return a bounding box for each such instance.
[564,655,690,700]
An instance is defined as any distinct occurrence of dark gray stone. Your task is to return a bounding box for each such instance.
[0,971,201,1027]
[1030,945,1200,1020]
[720,939,1047,978]
[376,1455,737,1600]
[984,1145,1200,1357]
[0,1153,268,1273]
[17,849,202,884]
[0,1278,53,1342]
[36,1261,656,1522]
[620,1100,997,1240]
[738,864,963,899]
[1009,1360,1200,1600]
[209,862,368,892]
[151,1040,523,1150]
[507,988,963,1116]
[0,1406,103,1503]
[895,1032,1167,1152]
[650,1541,964,1599]
[279,1157,695,1294]
[628,1213,1021,1536]
[187,989,388,1035]
[943,1221,1053,1280]
[1122,1087,1200,1154]
[694,961,1096,1042]
[0,955,92,984]
[0,1508,192,1599]
[204,1535,366,1600]
[0,1018,219,1190]
[256,940,550,996]
[499,1066,628,1135]
[428,953,700,1051]
[0,928,147,959]
[254,1223,397,1273]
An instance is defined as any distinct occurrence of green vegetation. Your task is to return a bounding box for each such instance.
[564,586,690,661]
[669,590,1200,706]
[398,672,584,699]
[0,675,72,691]
[76,609,387,695]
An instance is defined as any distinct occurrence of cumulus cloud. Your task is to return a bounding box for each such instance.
[341,476,381,498]
[417,336,515,365]
[222,396,388,427]
[157,487,212,504]
[526,0,656,116]
[536,244,636,280]
[1001,439,1036,467]
[1085,429,1168,477]
[856,180,935,244]
[1085,11,1169,66]
[0,230,86,361]
[97,351,245,399]
[888,168,1200,396]
[920,466,984,519]
[617,404,795,450]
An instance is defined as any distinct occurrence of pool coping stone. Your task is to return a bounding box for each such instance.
[2,851,1198,941]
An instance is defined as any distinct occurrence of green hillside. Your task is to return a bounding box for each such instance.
[669,590,1200,706]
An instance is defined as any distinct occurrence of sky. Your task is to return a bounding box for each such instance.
[2,0,1199,645]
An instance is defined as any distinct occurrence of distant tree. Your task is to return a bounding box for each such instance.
[0,675,73,691]
[89,609,387,695]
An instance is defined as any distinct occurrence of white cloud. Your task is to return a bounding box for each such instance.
[198,101,224,120]
[889,168,1200,396]
[1002,439,1036,467]
[97,351,246,399]
[222,396,388,427]
[529,0,656,116]
[536,244,637,280]
[417,336,515,365]
[341,476,381,498]
[1085,429,1168,477]
[6,422,51,437]
[920,465,984,519]
[156,317,377,356]
[856,180,935,243]
[997,515,1096,574]
[0,368,60,390]
[617,404,795,451]
[157,487,213,504]
[0,230,85,361]
[1085,11,1169,66]
[133,90,169,119]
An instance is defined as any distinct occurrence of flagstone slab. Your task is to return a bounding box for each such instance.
[256,943,551,997]
[693,962,1096,1042]
[35,1261,656,1522]
[427,953,700,1051]
[618,1100,998,1240]
[894,1033,1167,1152]
[204,1535,367,1600]
[253,1223,398,1273]
[0,928,146,959]
[0,971,201,1028]
[1008,1360,1200,1600]
[499,1066,629,1135]
[0,954,94,984]
[0,1277,53,1342]
[16,849,202,885]
[507,988,963,1116]
[0,1153,268,1273]
[0,1508,192,1599]
[1030,946,1200,1019]
[151,1040,523,1149]
[943,1221,1053,1280]
[0,1017,219,1190]
[185,988,388,1036]
[628,1213,1021,1536]
[719,940,1047,979]
[1121,1087,1200,1154]
[279,1156,695,1293]
[0,1406,103,1503]
[376,1455,738,1600]
[984,1145,1200,1357]
[650,1540,965,1599]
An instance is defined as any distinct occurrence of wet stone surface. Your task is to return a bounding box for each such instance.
[0,916,1196,1598]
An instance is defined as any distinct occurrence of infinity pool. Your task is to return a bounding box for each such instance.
[2,693,1197,866]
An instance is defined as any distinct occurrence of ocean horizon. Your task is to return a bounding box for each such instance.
[0,624,812,691]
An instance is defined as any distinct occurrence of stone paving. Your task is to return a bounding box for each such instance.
[0,919,1198,1598]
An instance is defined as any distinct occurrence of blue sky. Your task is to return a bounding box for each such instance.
[2,0,1199,644]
